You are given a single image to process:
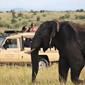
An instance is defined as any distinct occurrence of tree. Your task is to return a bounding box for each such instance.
[11,18,17,23]
[18,12,23,17]
[12,12,16,18]
[37,16,40,21]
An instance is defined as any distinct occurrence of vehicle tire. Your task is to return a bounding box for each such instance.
[38,58,48,68]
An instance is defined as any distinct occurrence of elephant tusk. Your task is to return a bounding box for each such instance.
[25,48,36,54]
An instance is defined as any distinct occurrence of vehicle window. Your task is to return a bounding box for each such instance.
[0,37,5,47]
[4,39,17,48]
[25,38,32,47]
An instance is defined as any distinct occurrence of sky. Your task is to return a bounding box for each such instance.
[0,0,85,11]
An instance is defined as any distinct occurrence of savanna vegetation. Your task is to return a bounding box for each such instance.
[0,9,85,33]
[0,9,85,85]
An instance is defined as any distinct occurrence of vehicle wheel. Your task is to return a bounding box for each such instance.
[38,58,48,68]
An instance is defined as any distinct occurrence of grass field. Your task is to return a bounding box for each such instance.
[0,11,85,33]
[0,64,85,85]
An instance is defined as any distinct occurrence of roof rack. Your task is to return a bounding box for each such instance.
[0,30,21,37]
[4,30,21,34]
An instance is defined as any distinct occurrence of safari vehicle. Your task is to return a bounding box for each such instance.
[0,30,59,68]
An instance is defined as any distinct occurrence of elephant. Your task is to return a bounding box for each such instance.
[31,20,85,84]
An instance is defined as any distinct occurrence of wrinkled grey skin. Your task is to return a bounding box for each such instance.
[31,20,85,84]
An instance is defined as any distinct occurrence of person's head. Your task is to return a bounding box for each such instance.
[22,26,27,31]
[31,23,34,28]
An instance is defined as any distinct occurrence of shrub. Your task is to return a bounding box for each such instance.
[43,14,46,17]
[34,12,37,15]
[76,9,80,12]
[11,18,17,23]
[19,19,21,21]
[59,14,70,19]
[28,20,32,22]
[37,16,40,21]
[59,16,66,19]
[75,15,85,19]
[6,11,9,13]
[12,12,16,18]
[54,19,57,20]
[31,10,34,13]
[65,14,70,18]
[76,9,84,12]
[18,12,23,17]
[80,9,84,12]
[75,15,79,19]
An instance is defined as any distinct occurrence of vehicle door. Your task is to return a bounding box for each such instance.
[0,38,19,62]
[22,47,31,63]
[18,36,32,63]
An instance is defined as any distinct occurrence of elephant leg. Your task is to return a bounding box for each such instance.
[71,67,84,84]
[70,59,84,84]
[68,49,85,84]
[59,57,70,84]
[31,49,39,82]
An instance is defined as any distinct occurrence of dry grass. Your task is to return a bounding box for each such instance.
[0,64,85,85]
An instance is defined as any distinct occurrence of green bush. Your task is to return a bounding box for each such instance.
[59,16,66,19]
[54,19,57,20]
[11,18,17,23]
[59,14,70,19]
[19,18,21,21]
[6,11,9,13]
[43,14,46,17]
[28,20,32,22]
[34,12,37,15]
[12,12,16,18]
[75,15,79,19]
[75,15,85,19]
[18,12,23,17]
[31,10,34,13]
[76,9,85,12]
[37,16,40,21]
[65,14,70,18]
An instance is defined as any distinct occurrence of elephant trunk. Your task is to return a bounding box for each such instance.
[31,48,39,82]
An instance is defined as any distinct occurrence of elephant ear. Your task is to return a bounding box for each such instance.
[49,21,59,48]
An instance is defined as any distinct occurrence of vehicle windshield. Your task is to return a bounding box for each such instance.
[0,37,5,47]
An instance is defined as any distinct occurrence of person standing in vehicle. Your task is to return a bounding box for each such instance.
[30,23,36,32]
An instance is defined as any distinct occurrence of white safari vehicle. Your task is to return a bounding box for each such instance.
[0,30,59,68]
